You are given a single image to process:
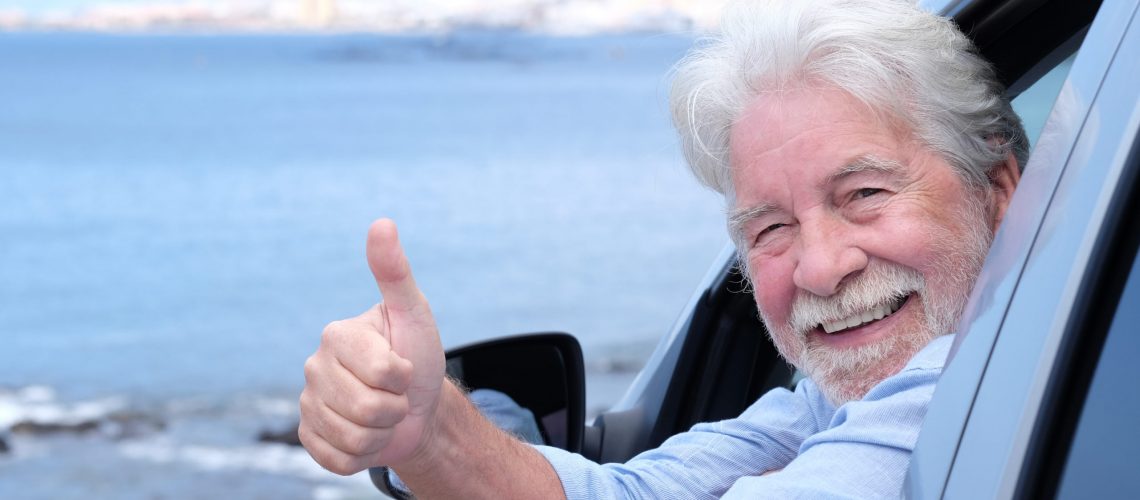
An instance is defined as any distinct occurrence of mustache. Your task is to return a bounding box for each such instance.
[787,263,924,335]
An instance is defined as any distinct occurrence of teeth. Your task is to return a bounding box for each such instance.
[818,296,908,334]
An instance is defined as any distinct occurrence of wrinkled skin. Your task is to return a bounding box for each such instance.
[729,86,1018,404]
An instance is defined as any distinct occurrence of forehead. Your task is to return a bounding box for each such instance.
[728,86,911,205]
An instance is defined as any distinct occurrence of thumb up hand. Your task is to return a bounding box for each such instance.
[300,219,446,475]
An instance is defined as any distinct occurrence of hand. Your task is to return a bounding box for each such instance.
[299,219,446,475]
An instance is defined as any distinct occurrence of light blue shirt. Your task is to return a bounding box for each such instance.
[536,334,953,499]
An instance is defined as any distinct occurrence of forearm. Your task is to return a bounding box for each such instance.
[393,381,566,500]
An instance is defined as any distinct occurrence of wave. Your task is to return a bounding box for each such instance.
[0,385,126,431]
[0,385,306,461]
[0,384,374,499]
[118,436,335,478]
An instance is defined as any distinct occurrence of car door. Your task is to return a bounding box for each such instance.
[906,0,1140,497]
[580,246,793,463]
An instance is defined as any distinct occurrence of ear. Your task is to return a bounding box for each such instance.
[987,152,1021,231]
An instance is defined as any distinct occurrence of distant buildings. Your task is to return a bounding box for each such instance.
[0,0,723,34]
[300,0,337,27]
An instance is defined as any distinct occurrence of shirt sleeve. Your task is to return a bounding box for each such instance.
[720,336,950,499]
[535,382,820,500]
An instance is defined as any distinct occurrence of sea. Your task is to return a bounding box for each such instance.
[0,31,727,499]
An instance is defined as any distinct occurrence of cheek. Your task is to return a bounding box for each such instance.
[862,220,975,305]
[748,253,796,326]
[862,210,947,274]
[750,260,804,365]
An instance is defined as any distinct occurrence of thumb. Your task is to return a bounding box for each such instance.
[366,218,426,314]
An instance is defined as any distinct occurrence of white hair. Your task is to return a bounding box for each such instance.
[669,0,1028,203]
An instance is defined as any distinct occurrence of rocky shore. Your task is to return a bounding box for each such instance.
[257,423,302,447]
[7,410,165,440]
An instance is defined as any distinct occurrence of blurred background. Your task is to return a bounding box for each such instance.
[0,1,729,498]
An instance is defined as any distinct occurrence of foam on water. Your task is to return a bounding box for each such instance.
[252,396,302,418]
[0,385,125,430]
[0,384,378,499]
[118,436,339,479]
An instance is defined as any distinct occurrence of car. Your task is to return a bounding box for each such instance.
[372,0,1140,497]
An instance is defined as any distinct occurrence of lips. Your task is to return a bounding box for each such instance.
[819,294,910,334]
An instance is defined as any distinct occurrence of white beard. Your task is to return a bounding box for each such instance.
[757,193,994,405]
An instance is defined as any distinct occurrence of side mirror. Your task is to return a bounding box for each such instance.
[369,332,586,496]
[443,332,586,452]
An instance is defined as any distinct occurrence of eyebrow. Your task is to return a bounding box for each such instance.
[825,154,906,185]
[728,202,778,245]
[726,155,905,245]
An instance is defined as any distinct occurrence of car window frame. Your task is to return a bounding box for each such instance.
[1015,13,1140,499]
[1041,171,1140,498]
[907,0,1140,497]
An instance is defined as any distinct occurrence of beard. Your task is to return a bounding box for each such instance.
[757,193,995,406]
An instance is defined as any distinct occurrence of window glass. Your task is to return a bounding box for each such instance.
[1013,53,1078,148]
[1055,246,1140,498]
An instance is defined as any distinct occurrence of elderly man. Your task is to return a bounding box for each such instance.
[299,0,1025,497]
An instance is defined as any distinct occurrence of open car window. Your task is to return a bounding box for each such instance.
[1013,53,1078,148]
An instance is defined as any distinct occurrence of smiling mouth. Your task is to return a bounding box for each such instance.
[819,294,912,334]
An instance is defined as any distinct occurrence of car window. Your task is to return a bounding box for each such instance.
[1054,236,1140,498]
[1012,53,1078,148]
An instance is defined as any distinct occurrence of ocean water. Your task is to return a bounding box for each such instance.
[0,32,726,498]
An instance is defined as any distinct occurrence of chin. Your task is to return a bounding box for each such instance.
[797,326,935,406]
[770,291,949,406]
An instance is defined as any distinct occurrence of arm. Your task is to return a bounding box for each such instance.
[719,336,950,499]
[533,383,819,499]
[298,219,832,499]
[519,340,942,500]
[298,219,564,499]
[394,381,565,499]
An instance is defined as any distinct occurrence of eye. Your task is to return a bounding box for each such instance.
[761,222,787,234]
[753,223,787,244]
[853,187,884,199]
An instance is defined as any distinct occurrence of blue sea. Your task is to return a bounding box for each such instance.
[0,32,726,498]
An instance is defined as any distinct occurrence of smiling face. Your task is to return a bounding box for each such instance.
[729,86,1009,404]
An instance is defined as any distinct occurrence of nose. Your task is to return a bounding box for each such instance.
[792,214,868,297]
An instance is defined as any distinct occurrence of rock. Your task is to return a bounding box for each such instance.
[104,410,166,440]
[7,411,166,440]
[11,419,100,435]
[258,423,302,447]
[0,434,9,455]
